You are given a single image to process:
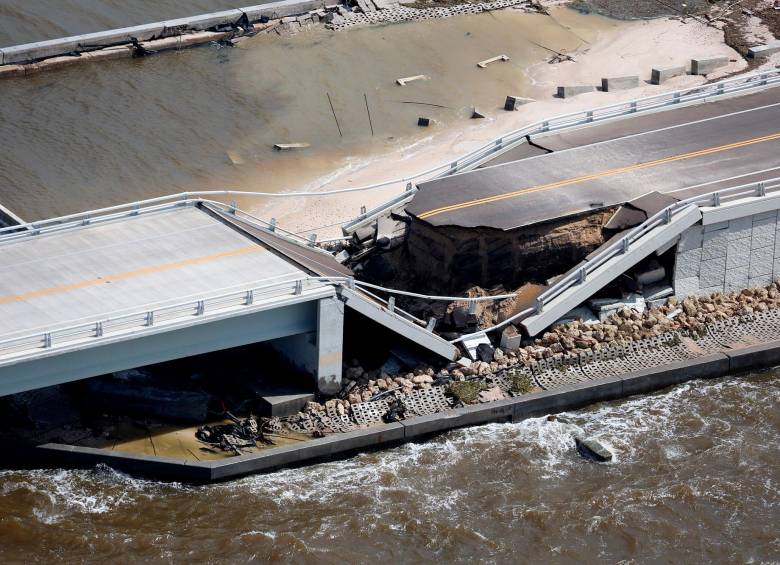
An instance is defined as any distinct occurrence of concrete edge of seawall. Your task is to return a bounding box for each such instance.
[31,341,780,482]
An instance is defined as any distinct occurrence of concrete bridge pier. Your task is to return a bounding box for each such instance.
[270,296,344,395]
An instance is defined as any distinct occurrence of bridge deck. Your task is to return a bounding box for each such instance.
[409,87,780,230]
[0,205,324,339]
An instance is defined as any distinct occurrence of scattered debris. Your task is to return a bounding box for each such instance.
[196,412,275,455]
[273,142,311,150]
[477,54,510,68]
[396,74,429,86]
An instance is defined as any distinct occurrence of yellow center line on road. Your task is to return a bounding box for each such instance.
[417,131,780,220]
[0,244,263,306]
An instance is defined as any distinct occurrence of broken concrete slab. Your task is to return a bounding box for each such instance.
[642,283,674,302]
[575,435,613,462]
[556,85,595,98]
[246,382,315,417]
[463,332,492,360]
[690,56,729,75]
[601,75,639,92]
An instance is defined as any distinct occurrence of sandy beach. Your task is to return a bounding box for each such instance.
[257,9,756,238]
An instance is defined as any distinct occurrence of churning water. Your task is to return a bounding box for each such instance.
[0,373,777,562]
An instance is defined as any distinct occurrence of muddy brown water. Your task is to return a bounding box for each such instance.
[0,373,777,562]
[0,8,618,223]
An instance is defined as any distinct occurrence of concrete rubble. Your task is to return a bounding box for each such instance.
[273,279,780,439]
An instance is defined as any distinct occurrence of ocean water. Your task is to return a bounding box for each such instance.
[0,373,777,562]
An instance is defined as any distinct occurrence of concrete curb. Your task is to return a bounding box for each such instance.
[31,346,773,482]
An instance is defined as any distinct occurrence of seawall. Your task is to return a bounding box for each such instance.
[26,338,780,482]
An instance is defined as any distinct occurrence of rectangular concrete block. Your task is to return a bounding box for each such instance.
[556,85,595,98]
[727,216,752,240]
[699,256,726,287]
[726,237,751,268]
[650,65,686,84]
[748,40,780,58]
[748,274,774,289]
[749,245,774,278]
[601,76,639,92]
[674,276,700,298]
[677,225,703,252]
[724,264,749,291]
[674,248,702,278]
[751,218,776,250]
[620,354,729,397]
[504,95,535,111]
[726,339,780,372]
[699,285,725,296]
[691,56,729,75]
[702,231,728,260]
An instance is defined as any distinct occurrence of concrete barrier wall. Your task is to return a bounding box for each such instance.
[32,339,779,482]
[0,0,330,65]
[673,209,780,296]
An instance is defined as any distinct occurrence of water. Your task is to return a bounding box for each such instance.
[0,8,617,222]
[0,373,777,562]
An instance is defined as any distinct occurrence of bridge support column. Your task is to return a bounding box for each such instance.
[269,296,344,395]
[314,296,344,395]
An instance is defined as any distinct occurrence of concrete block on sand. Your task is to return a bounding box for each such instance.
[650,65,686,84]
[601,76,639,92]
[504,95,534,111]
[691,56,729,75]
[748,40,780,58]
[556,85,595,98]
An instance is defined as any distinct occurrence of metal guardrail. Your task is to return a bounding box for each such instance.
[0,276,346,362]
[341,185,418,235]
